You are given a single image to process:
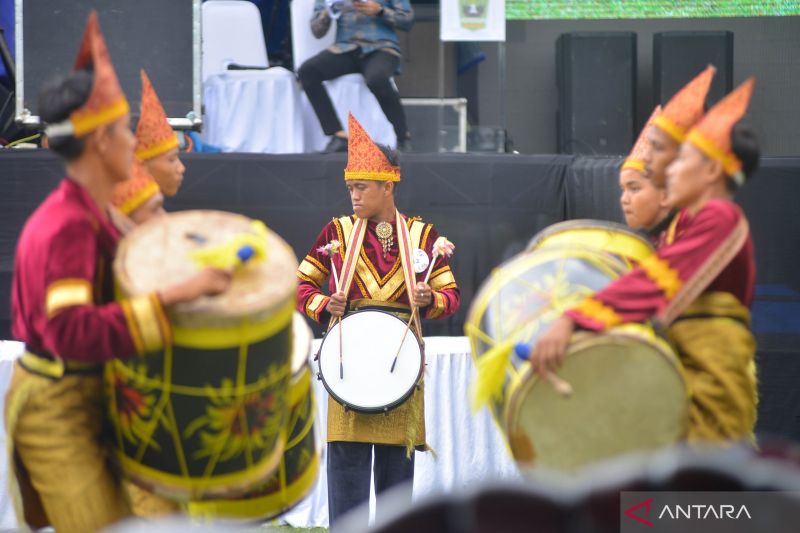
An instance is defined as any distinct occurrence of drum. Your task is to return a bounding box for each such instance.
[505,324,687,472]
[317,310,423,413]
[106,210,298,500]
[467,245,629,424]
[468,221,686,471]
[527,219,654,267]
[186,313,321,520]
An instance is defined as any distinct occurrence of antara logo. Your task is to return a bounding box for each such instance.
[624,497,752,527]
[658,504,752,520]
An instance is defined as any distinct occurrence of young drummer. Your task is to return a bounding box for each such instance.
[529,79,760,445]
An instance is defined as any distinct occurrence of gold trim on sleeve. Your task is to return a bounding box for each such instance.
[46,278,93,318]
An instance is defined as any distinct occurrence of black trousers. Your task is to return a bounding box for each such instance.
[297,48,408,141]
[327,441,415,527]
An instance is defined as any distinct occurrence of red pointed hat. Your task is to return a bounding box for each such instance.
[653,65,715,143]
[46,11,129,138]
[621,105,661,174]
[686,78,755,178]
[112,161,160,215]
[344,113,400,182]
[135,70,178,161]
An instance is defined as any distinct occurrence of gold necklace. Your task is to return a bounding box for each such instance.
[375,221,393,258]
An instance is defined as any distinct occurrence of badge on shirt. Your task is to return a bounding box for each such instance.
[413,248,430,274]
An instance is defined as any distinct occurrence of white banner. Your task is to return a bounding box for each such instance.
[440,0,506,42]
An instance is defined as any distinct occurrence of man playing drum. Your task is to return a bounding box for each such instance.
[529,78,760,446]
[296,113,460,526]
[5,13,232,532]
[640,66,716,246]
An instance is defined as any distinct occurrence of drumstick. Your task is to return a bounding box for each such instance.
[319,240,345,379]
[390,238,455,373]
[513,343,573,398]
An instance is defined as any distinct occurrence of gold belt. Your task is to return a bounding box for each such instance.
[19,350,102,379]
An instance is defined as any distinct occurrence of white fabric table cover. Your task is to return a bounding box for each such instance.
[202,68,306,154]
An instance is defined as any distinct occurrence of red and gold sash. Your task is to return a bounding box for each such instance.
[657,216,750,326]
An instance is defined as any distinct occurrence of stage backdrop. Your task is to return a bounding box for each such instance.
[0,151,797,440]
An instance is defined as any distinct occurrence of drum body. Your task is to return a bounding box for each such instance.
[468,221,686,471]
[318,310,423,414]
[186,313,321,520]
[106,210,298,500]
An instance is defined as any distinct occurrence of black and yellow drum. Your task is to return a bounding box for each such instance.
[527,219,654,268]
[186,313,321,520]
[468,220,687,471]
[106,210,298,500]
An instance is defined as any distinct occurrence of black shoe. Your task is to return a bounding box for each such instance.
[397,134,413,152]
[323,136,348,153]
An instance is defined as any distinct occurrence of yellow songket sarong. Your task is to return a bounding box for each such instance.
[667,291,758,445]
[4,364,132,533]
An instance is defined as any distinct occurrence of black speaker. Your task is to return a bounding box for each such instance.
[654,31,733,108]
[556,32,637,156]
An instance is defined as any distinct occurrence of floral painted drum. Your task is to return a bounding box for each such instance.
[186,312,321,520]
[106,210,298,501]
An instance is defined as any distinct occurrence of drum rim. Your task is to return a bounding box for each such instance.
[114,209,298,324]
[526,218,654,254]
[465,247,627,360]
[317,309,424,414]
[503,327,688,467]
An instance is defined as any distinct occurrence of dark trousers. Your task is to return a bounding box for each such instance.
[297,49,409,141]
[327,441,415,526]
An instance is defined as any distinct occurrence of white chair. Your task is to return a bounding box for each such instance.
[291,0,397,151]
[201,0,305,153]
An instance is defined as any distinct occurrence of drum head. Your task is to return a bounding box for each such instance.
[115,210,297,327]
[527,219,654,265]
[506,327,687,472]
[318,310,423,413]
[467,248,624,366]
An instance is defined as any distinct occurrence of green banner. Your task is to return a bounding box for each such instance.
[506,1,800,20]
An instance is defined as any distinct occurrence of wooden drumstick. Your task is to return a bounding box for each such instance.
[319,241,344,379]
[514,343,573,398]
[390,237,455,373]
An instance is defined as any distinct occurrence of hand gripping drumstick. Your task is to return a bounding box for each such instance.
[513,343,573,398]
[390,237,455,373]
[319,241,344,379]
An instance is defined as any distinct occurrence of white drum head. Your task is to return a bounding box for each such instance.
[318,310,423,413]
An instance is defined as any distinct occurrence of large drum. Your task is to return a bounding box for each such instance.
[467,221,687,471]
[318,310,424,413]
[527,219,654,267]
[186,313,321,520]
[106,210,298,500]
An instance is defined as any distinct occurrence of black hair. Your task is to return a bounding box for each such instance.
[730,120,760,185]
[375,143,399,168]
[38,69,94,161]
[375,142,400,194]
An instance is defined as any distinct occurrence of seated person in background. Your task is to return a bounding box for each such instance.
[298,0,414,153]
